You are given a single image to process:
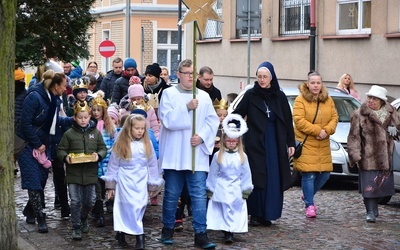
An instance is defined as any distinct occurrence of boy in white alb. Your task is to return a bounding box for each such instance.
[158,59,219,249]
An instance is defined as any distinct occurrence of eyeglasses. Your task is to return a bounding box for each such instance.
[179,71,194,77]
[225,139,239,144]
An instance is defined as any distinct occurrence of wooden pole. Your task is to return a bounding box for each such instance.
[192,21,198,173]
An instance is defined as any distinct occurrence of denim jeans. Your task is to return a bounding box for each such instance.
[68,183,96,229]
[162,170,207,234]
[301,172,330,208]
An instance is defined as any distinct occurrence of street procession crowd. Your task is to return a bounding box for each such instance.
[13,56,400,249]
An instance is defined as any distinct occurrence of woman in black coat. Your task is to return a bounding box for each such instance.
[233,61,295,226]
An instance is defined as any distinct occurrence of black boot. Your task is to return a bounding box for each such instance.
[93,200,105,227]
[135,234,145,250]
[115,232,127,246]
[364,198,376,223]
[194,232,216,249]
[23,201,35,224]
[161,227,174,245]
[249,216,261,227]
[37,212,48,233]
[374,198,379,217]
[223,231,233,244]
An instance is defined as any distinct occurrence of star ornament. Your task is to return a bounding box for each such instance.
[180,0,223,38]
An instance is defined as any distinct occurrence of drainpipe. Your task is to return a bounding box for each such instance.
[178,0,182,64]
[126,0,131,58]
[310,0,316,71]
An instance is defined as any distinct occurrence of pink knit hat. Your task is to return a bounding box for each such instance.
[128,83,145,98]
[107,106,120,124]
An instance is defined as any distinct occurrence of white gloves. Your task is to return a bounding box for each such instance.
[388,126,398,137]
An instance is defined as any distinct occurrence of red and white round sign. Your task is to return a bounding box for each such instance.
[99,40,116,58]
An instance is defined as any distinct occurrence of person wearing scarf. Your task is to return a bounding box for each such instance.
[195,66,222,102]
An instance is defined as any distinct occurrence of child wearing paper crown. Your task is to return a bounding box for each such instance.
[90,91,118,227]
[66,77,93,116]
[206,113,253,244]
[101,114,164,248]
[57,101,107,240]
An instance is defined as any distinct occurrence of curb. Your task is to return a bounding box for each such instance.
[18,236,36,250]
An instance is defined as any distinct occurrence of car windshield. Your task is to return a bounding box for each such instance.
[286,96,360,122]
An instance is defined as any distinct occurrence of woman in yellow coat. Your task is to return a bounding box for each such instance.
[293,71,338,218]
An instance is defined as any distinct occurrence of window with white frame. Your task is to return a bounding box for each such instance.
[280,0,310,35]
[337,0,371,34]
[204,0,222,39]
[236,0,262,38]
[157,30,180,77]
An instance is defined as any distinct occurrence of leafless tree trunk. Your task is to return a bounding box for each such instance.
[0,0,18,248]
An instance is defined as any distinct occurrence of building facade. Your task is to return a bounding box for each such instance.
[190,0,400,102]
[89,0,185,77]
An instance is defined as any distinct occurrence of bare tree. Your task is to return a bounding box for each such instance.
[0,0,18,248]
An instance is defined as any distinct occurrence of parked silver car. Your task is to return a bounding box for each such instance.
[229,85,361,185]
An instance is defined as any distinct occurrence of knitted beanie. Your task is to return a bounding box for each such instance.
[128,84,145,98]
[107,106,120,124]
[14,68,25,81]
[124,58,137,69]
[145,63,161,78]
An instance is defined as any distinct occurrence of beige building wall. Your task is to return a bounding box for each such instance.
[190,0,400,103]
[89,0,183,75]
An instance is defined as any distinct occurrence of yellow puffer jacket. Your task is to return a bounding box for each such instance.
[293,83,338,172]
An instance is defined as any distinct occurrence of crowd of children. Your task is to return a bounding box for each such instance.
[19,61,252,250]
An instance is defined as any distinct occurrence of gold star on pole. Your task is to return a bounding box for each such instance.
[180,0,223,38]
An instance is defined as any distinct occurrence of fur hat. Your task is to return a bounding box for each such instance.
[145,63,161,79]
[124,58,137,69]
[107,106,120,124]
[222,113,248,139]
[128,83,145,98]
[366,85,387,101]
[14,68,25,81]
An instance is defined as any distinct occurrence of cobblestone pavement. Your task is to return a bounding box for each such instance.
[15,173,400,250]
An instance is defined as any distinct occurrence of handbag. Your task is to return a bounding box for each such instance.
[293,101,320,159]
[14,134,27,157]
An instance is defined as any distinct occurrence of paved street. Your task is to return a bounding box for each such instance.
[15,173,400,250]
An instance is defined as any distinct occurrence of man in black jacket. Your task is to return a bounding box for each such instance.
[196,66,222,102]
[100,57,123,101]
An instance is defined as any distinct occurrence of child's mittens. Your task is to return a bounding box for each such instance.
[206,190,213,199]
[242,190,252,199]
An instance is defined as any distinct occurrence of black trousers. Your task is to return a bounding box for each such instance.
[52,158,69,209]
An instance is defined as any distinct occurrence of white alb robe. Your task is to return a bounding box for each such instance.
[158,85,219,171]
[101,140,164,235]
[206,150,253,233]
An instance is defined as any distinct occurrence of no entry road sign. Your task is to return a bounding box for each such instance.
[99,40,116,58]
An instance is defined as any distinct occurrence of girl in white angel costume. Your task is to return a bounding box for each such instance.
[206,113,253,244]
[101,114,164,249]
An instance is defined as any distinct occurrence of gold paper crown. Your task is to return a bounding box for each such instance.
[74,101,91,114]
[213,98,228,110]
[92,96,107,109]
[71,77,89,91]
[130,99,150,112]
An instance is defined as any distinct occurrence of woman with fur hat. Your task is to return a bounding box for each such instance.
[143,63,170,115]
[293,71,338,218]
[233,61,296,226]
[347,85,400,222]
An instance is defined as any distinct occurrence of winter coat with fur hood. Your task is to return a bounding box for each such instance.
[293,83,338,172]
[347,102,400,171]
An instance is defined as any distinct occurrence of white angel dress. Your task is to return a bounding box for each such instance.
[101,140,164,235]
[206,149,253,233]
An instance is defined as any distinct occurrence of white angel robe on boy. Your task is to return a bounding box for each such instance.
[206,150,253,233]
[158,85,219,171]
[101,140,164,235]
